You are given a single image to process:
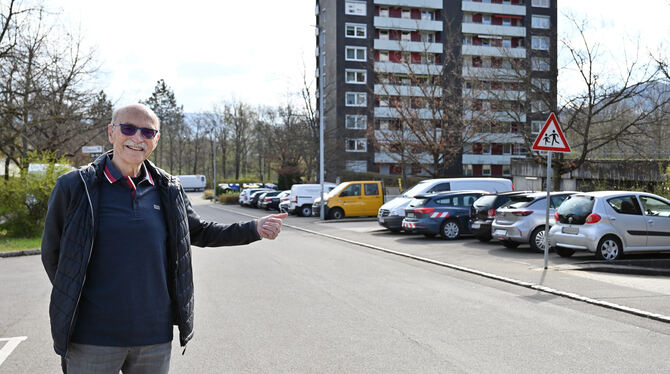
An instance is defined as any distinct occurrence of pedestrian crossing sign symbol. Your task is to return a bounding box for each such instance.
[531,112,571,153]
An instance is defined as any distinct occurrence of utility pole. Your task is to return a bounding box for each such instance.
[213,136,217,200]
[318,16,326,221]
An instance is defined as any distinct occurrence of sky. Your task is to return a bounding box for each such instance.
[50,0,669,113]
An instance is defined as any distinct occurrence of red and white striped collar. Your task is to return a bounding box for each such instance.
[103,156,154,186]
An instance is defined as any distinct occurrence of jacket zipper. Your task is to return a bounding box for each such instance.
[66,171,96,352]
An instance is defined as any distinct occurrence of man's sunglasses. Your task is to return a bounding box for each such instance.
[116,123,159,139]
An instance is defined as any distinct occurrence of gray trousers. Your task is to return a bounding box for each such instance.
[64,342,172,374]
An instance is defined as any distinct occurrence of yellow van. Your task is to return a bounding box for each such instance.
[316,181,384,219]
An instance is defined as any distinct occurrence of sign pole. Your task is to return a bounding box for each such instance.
[544,151,552,269]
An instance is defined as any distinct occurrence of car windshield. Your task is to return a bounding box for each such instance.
[402,182,430,198]
[408,197,429,207]
[473,195,497,208]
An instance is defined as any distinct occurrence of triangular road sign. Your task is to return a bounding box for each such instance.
[531,112,571,153]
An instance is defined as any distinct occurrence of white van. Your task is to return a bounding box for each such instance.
[289,183,336,217]
[377,177,513,231]
[177,175,207,192]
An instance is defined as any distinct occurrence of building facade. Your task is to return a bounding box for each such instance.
[315,0,557,180]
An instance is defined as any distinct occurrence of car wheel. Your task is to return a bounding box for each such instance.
[440,220,460,240]
[299,205,312,217]
[502,240,520,248]
[329,208,344,220]
[596,235,623,261]
[555,246,575,257]
[530,227,548,253]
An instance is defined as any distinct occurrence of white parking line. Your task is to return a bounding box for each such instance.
[0,336,27,367]
[214,205,670,324]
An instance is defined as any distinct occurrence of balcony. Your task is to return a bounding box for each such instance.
[461,1,526,16]
[375,151,434,164]
[469,133,524,143]
[464,110,526,122]
[374,16,443,32]
[375,62,443,75]
[462,66,525,80]
[375,39,443,54]
[462,23,526,38]
[462,88,526,101]
[374,0,443,9]
[462,154,522,166]
[375,107,438,119]
[375,84,442,97]
[462,45,526,58]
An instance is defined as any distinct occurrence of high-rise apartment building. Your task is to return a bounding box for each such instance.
[315,0,557,180]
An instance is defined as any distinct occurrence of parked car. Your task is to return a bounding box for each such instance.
[470,191,534,242]
[177,175,206,192]
[239,188,272,206]
[289,183,337,217]
[491,191,577,252]
[249,190,272,208]
[401,190,486,239]
[257,190,282,209]
[378,177,514,232]
[550,191,670,261]
[264,190,290,211]
[279,195,291,213]
[313,181,384,219]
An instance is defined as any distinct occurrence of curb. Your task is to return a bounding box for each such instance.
[0,249,40,258]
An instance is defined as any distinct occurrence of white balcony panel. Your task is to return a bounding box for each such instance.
[462,23,526,38]
[374,17,443,32]
[375,107,438,119]
[469,133,525,143]
[462,45,526,58]
[375,62,443,75]
[375,152,434,164]
[464,110,526,122]
[462,89,526,101]
[375,39,443,54]
[461,1,526,16]
[374,0,443,9]
[462,154,517,165]
[462,66,525,80]
[375,84,442,97]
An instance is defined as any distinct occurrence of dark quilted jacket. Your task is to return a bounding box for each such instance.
[41,152,260,356]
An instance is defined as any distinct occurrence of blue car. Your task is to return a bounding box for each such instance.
[402,190,487,239]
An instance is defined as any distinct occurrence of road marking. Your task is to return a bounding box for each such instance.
[0,336,27,367]
[213,205,670,324]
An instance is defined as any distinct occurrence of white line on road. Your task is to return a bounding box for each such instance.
[0,336,27,367]
[214,205,670,324]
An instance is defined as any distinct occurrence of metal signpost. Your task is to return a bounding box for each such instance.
[530,112,571,269]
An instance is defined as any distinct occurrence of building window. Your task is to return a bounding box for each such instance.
[401,9,411,19]
[345,92,367,107]
[401,31,411,41]
[345,46,366,61]
[421,10,434,20]
[345,1,366,16]
[532,15,550,29]
[532,78,551,92]
[345,114,367,129]
[531,120,544,134]
[345,23,366,38]
[378,96,389,107]
[379,50,389,62]
[531,57,550,71]
[346,138,367,152]
[531,0,550,8]
[531,100,549,112]
[532,36,550,50]
[346,160,367,172]
[345,69,367,84]
[379,7,389,17]
[503,144,512,154]
[463,164,473,176]
[482,164,491,176]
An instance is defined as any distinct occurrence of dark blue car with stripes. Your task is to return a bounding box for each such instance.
[402,190,487,239]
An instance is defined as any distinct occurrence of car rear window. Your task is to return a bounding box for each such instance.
[408,197,429,207]
[557,195,595,224]
[473,195,497,208]
[501,196,534,209]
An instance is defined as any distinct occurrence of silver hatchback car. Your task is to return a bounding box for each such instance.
[549,191,670,261]
[491,191,577,252]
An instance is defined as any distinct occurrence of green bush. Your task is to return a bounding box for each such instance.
[217,193,240,205]
[0,153,72,237]
[202,189,215,200]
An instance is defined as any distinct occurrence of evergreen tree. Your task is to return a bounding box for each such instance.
[142,79,184,173]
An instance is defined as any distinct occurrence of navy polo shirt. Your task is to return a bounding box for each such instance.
[71,155,173,347]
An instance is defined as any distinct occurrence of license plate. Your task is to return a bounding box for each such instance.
[379,217,384,223]
[562,226,579,234]
[407,212,415,218]
[471,223,480,229]
[493,229,506,238]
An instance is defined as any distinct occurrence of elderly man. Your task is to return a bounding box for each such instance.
[41,103,287,373]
